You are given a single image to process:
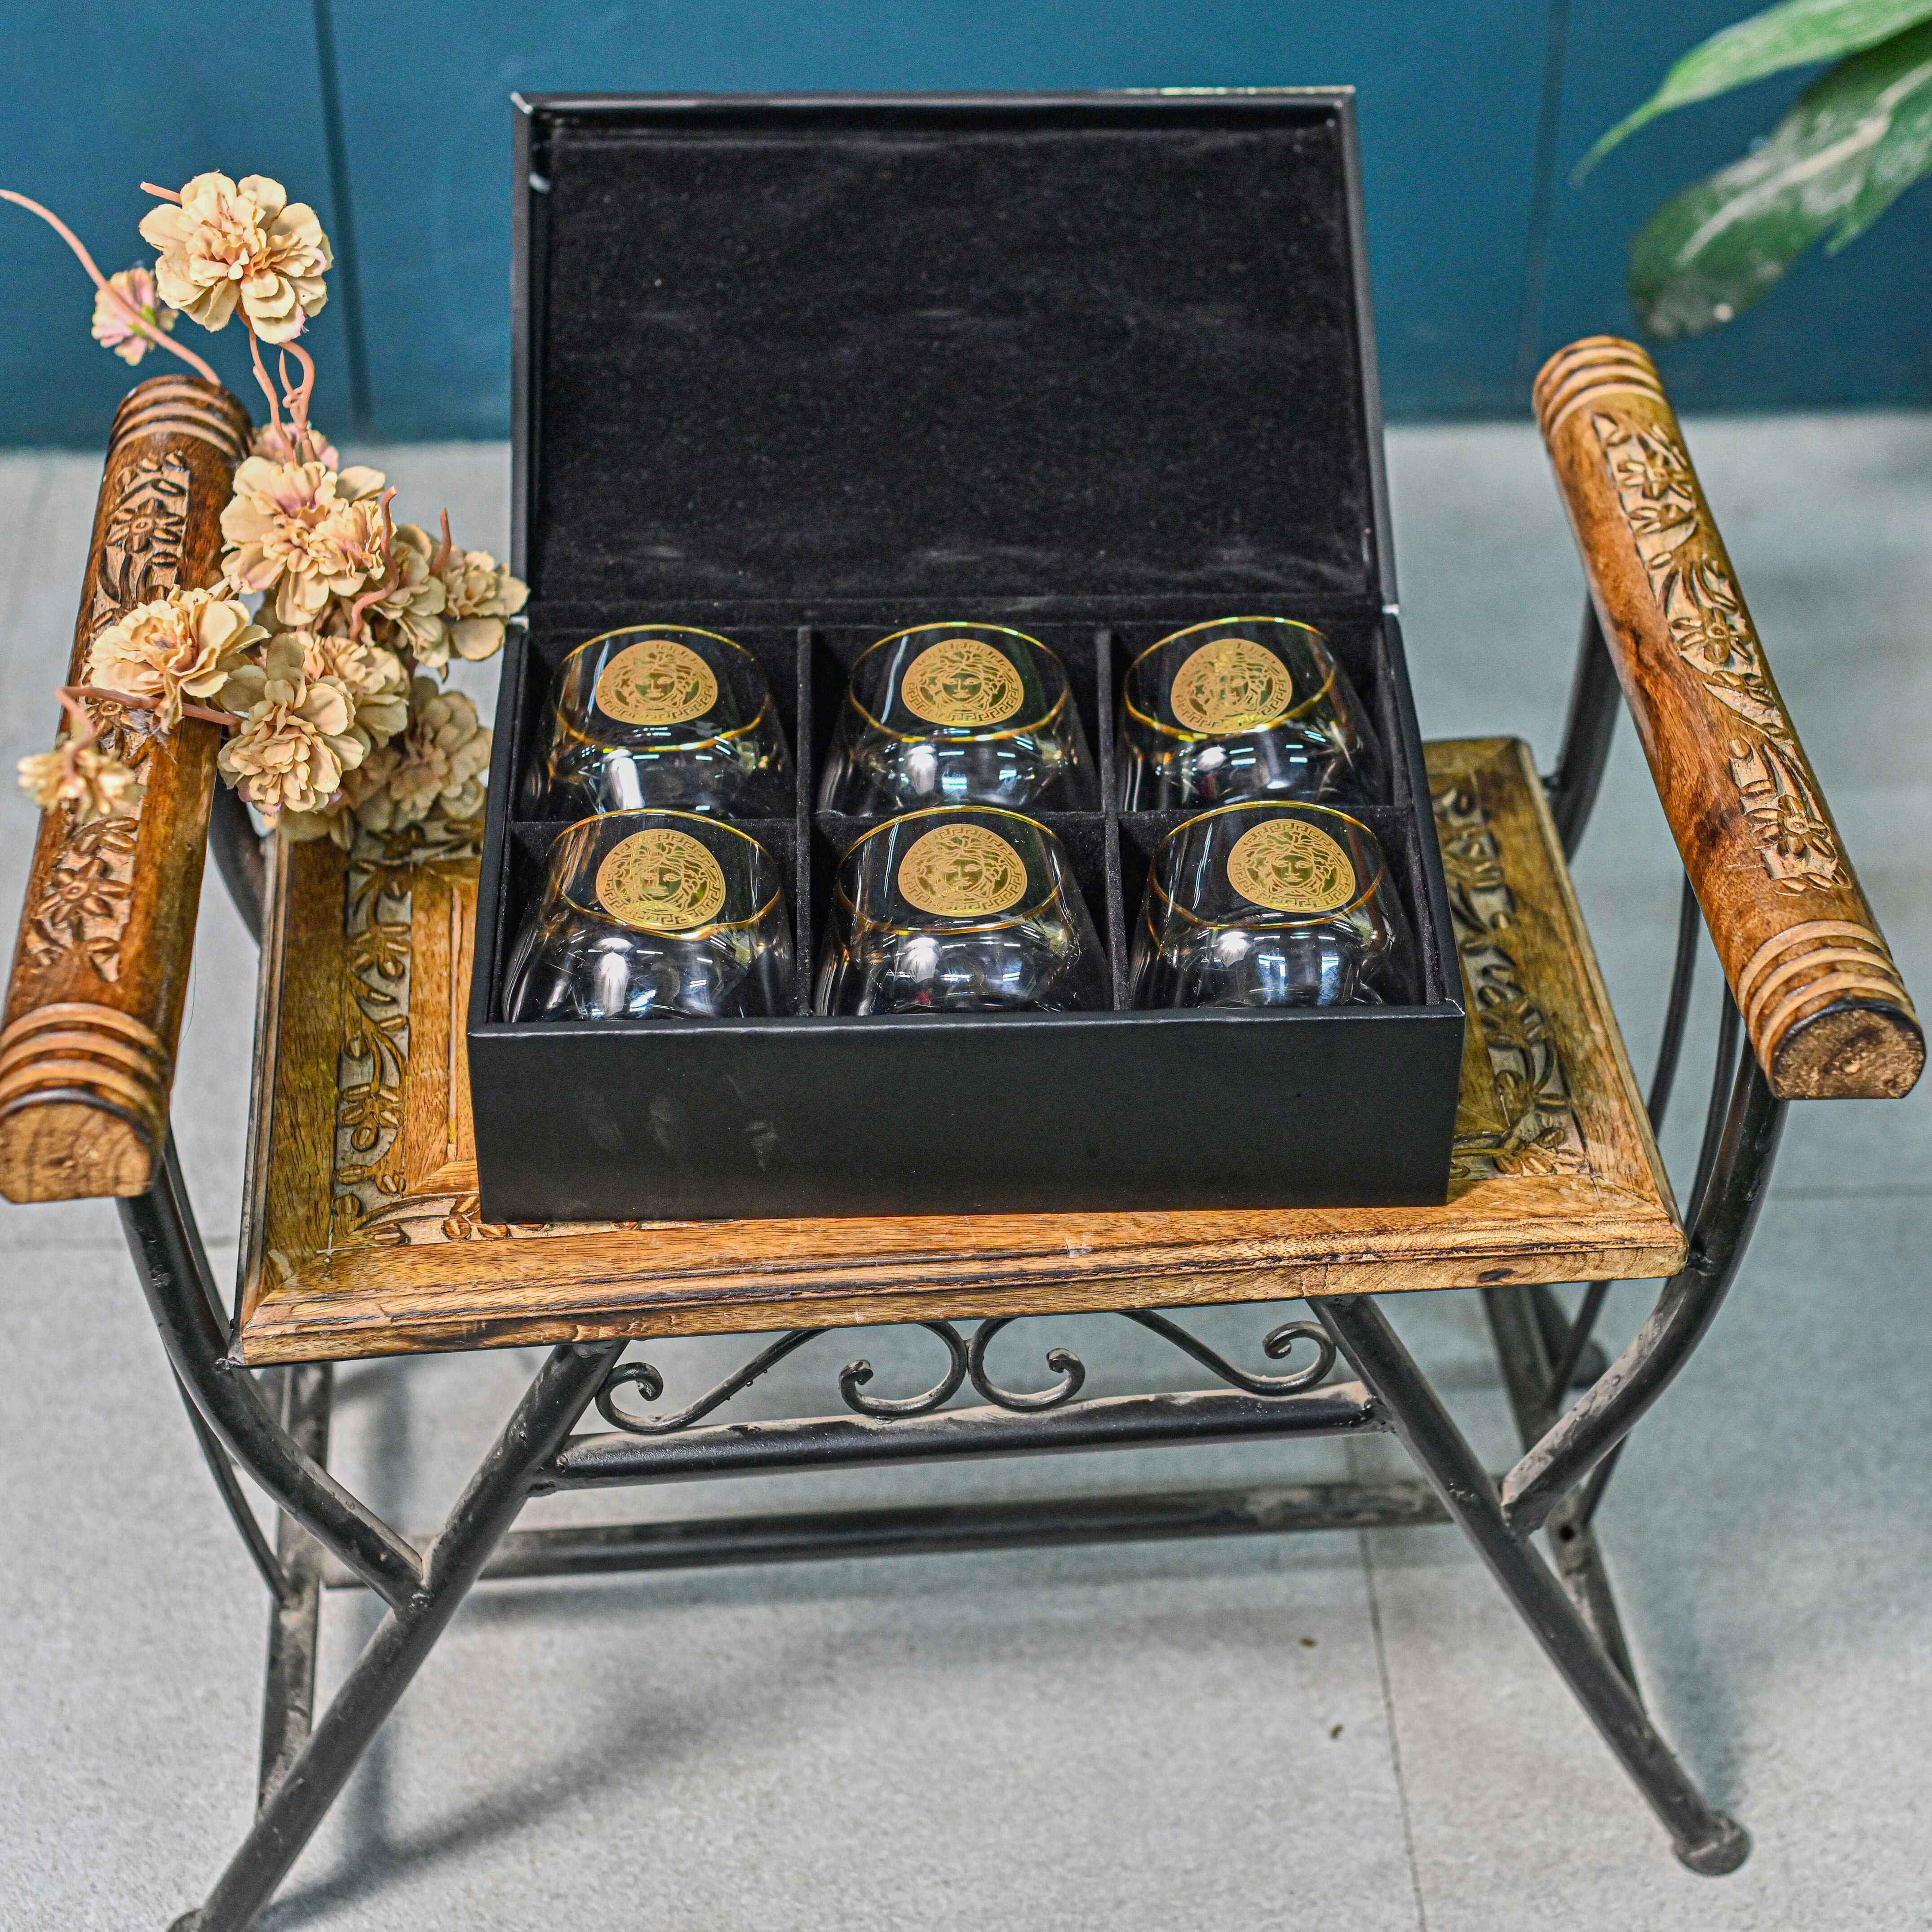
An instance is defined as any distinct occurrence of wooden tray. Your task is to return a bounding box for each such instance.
[234,736,1683,1364]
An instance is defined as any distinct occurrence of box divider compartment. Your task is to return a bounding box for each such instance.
[491,603,1439,1027]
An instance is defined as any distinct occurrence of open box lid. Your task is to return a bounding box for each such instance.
[514,91,1395,615]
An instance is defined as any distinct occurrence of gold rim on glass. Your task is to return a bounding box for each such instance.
[558,622,762,669]
[1122,616,1339,743]
[551,625,777,751]
[547,694,775,754]
[834,804,1078,935]
[1146,800,1388,928]
[845,623,1073,744]
[552,807,784,936]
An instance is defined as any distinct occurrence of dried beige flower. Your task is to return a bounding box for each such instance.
[341,678,491,834]
[91,264,177,366]
[85,586,268,730]
[220,457,386,626]
[365,523,448,664]
[277,795,351,845]
[217,636,368,819]
[276,627,410,744]
[435,543,527,664]
[18,739,145,823]
[249,419,339,469]
[139,173,331,342]
[329,745,399,837]
[324,486,393,593]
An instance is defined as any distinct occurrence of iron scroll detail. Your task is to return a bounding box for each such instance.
[1119,1311,1337,1395]
[591,1310,1338,1436]
[839,1323,970,1417]
[968,1318,1087,1410]
[595,1329,821,1435]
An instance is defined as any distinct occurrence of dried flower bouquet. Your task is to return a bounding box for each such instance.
[7,172,525,847]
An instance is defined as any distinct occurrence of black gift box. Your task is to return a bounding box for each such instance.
[470,90,1465,1222]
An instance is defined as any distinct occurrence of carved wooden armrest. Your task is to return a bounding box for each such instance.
[0,375,250,1202]
[1535,337,1922,1100]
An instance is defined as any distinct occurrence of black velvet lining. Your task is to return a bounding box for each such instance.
[532,102,1374,606]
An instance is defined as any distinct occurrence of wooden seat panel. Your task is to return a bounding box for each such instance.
[234,737,1683,1364]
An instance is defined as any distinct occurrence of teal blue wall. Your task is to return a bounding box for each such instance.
[4,2,1928,443]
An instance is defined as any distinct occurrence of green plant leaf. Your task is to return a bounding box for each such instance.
[1628,18,1932,335]
[1576,0,1932,180]
[1831,28,1932,236]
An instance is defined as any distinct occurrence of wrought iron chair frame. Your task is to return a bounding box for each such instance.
[7,345,1917,1931]
[115,609,1765,1932]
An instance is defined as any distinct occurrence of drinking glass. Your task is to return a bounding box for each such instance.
[506,810,795,1021]
[816,622,1094,813]
[1130,801,1414,1009]
[524,625,793,817]
[1117,616,1382,809]
[815,806,1109,1015]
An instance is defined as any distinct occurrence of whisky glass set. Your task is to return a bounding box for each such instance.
[507,616,1413,1022]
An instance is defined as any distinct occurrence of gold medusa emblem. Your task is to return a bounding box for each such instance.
[899,637,1027,728]
[1225,818,1357,914]
[596,828,728,930]
[897,823,1030,917]
[595,638,720,727]
[1169,637,1297,733]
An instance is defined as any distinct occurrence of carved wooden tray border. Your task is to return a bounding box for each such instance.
[235,736,1682,1362]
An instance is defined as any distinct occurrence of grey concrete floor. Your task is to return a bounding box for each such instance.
[2,419,1928,1929]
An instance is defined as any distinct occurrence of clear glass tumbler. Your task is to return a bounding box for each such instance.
[815,806,1109,1015]
[1117,616,1382,809]
[524,625,793,817]
[1130,801,1414,1009]
[506,810,795,1021]
[816,622,1093,813]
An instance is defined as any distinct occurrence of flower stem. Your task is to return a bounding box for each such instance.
[283,338,320,457]
[347,488,401,640]
[0,188,222,386]
[64,683,236,731]
[56,687,102,755]
[138,181,184,204]
[276,347,300,450]
[49,690,104,793]
[244,323,284,442]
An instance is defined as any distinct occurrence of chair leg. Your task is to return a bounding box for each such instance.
[1544,1489,1638,1691]
[169,1340,620,1932]
[1317,1293,1749,1875]
[171,1369,289,1604]
[1524,1282,1607,1389]
[258,1364,332,1806]
[1483,1283,1638,1684]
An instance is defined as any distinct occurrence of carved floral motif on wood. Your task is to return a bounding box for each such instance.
[21,793,143,980]
[1592,414,1845,894]
[24,452,195,986]
[332,816,478,1243]
[333,847,414,1227]
[325,824,645,1250]
[1435,773,1586,1186]
[87,452,191,635]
